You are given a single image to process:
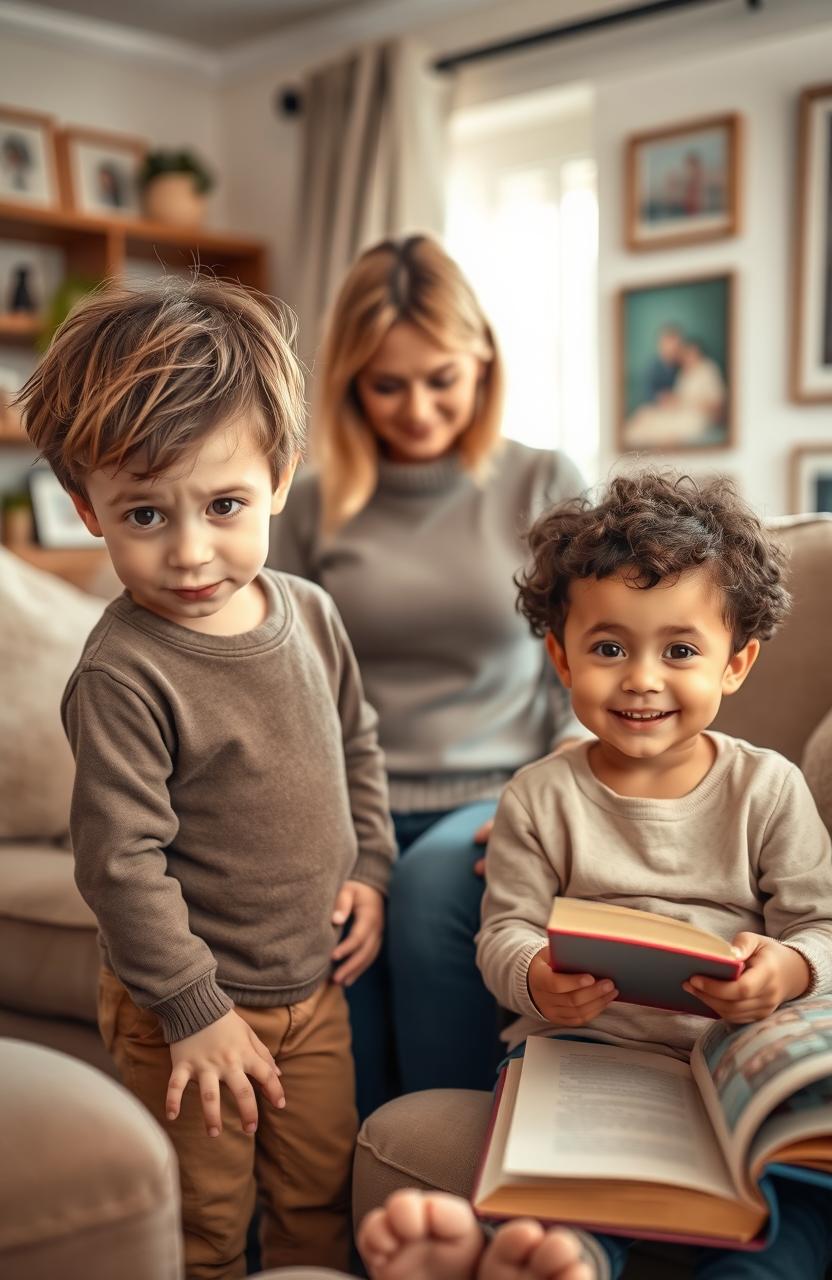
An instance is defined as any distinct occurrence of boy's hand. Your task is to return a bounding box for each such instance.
[331,880,384,986]
[166,1008,285,1137]
[684,932,812,1023]
[528,945,618,1026]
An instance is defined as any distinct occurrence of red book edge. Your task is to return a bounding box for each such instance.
[547,923,746,971]
[471,1063,769,1251]
[547,927,744,1017]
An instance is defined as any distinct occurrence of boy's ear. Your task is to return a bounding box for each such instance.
[721,638,760,697]
[270,453,300,516]
[545,632,572,688]
[69,491,103,538]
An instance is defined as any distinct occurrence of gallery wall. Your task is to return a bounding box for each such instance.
[217,0,832,516]
[595,22,832,516]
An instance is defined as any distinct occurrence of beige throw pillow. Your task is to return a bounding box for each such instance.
[0,548,105,839]
[803,707,832,836]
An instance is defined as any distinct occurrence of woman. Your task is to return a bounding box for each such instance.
[270,235,586,1118]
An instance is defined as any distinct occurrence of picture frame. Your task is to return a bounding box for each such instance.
[617,272,736,454]
[625,113,742,251]
[0,105,61,210]
[791,84,832,403]
[789,445,832,514]
[29,467,99,549]
[57,126,146,218]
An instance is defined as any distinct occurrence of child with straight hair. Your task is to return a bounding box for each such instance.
[19,277,396,1279]
[358,472,832,1280]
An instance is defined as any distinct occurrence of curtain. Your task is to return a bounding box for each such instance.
[292,37,450,365]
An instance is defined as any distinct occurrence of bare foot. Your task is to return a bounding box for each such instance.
[480,1219,598,1280]
[358,1189,486,1280]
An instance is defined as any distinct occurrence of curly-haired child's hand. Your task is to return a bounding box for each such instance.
[331,880,384,986]
[527,945,618,1026]
[166,1009,285,1137]
[683,932,811,1024]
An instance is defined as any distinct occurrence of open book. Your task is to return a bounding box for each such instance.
[548,898,744,1017]
[473,995,832,1249]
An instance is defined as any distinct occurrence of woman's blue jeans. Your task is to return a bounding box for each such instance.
[346,800,503,1120]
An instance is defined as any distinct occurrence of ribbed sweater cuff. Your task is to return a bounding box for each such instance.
[152,971,234,1043]
[782,935,832,997]
[513,939,550,1021]
[351,849,395,896]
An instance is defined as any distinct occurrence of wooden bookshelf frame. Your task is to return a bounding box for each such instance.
[0,201,269,585]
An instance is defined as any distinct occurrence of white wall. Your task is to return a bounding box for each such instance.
[0,29,224,217]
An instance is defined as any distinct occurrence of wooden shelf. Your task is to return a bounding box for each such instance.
[0,422,29,444]
[0,312,43,345]
[8,543,113,594]
[0,200,267,289]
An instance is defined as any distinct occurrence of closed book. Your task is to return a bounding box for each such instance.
[548,897,744,1017]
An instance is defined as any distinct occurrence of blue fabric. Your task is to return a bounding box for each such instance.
[346,800,503,1120]
[596,1176,832,1278]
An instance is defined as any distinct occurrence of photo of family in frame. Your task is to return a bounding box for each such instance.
[619,273,735,453]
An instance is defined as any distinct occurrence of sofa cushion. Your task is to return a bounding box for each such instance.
[0,1041,182,1280]
[0,547,105,839]
[0,844,98,1022]
[803,706,832,834]
[713,515,832,762]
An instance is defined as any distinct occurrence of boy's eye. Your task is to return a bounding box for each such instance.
[594,642,624,659]
[665,643,698,660]
[128,507,160,528]
[209,498,242,518]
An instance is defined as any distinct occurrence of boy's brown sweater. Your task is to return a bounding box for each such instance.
[62,570,396,1043]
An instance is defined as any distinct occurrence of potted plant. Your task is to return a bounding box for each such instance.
[138,149,214,226]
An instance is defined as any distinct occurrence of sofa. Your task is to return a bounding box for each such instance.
[1,515,831,1279]
[0,1037,350,1280]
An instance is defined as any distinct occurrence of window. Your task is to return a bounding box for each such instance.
[445,89,599,482]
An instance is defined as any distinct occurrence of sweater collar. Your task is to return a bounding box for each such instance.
[375,452,464,495]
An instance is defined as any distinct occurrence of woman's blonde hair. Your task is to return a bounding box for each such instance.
[314,235,504,532]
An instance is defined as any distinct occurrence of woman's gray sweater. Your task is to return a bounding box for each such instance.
[270,440,586,812]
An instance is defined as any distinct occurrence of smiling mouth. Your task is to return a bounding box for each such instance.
[611,709,676,722]
[171,583,222,601]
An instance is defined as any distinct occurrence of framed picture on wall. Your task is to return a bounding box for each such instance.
[58,126,146,218]
[625,113,742,251]
[29,467,99,549]
[791,84,832,403]
[617,272,736,453]
[790,445,832,514]
[0,105,61,209]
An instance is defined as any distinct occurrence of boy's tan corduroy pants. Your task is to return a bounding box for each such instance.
[98,968,357,1280]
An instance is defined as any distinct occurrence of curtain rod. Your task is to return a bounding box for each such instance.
[276,0,763,116]
[433,0,762,73]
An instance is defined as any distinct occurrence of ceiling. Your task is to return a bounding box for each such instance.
[8,0,644,53]
[12,0,388,49]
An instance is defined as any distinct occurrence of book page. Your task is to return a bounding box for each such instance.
[691,995,832,1200]
[504,1037,737,1201]
[748,1076,832,1179]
